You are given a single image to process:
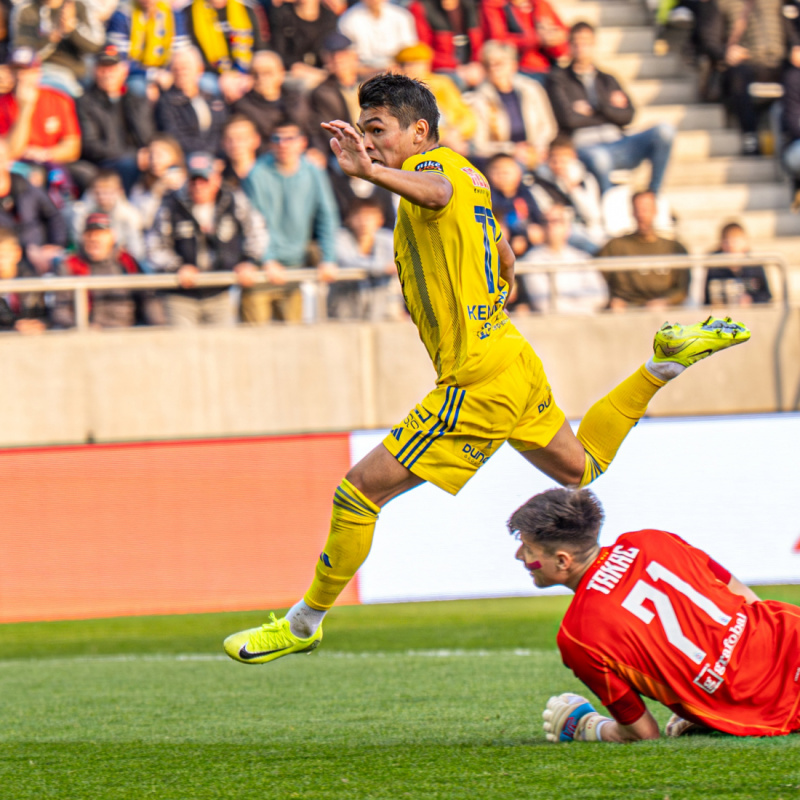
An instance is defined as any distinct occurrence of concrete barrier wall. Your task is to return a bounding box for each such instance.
[0,306,796,447]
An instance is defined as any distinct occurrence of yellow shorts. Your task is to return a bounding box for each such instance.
[382,343,566,495]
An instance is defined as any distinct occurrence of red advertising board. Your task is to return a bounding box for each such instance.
[0,434,354,622]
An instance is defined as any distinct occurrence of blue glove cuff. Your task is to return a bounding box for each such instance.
[560,701,597,742]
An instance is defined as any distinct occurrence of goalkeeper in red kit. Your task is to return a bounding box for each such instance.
[511,488,800,743]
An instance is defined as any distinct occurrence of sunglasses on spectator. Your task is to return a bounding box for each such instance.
[271,133,300,143]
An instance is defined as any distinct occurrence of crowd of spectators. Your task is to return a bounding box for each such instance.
[0,0,775,332]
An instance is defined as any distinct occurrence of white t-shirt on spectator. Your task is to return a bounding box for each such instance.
[522,244,607,314]
[338,2,418,69]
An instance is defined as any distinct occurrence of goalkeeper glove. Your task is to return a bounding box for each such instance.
[542,693,611,742]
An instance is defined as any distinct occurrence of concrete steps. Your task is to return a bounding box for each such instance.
[598,52,684,80]
[664,156,780,187]
[595,26,656,56]
[676,208,800,241]
[562,0,800,284]
[663,182,792,213]
[559,1,650,27]
[670,128,742,158]
[634,104,726,133]
[628,78,698,106]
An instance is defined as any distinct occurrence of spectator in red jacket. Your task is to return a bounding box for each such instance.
[480,0,569,78]
[407,0,484,84]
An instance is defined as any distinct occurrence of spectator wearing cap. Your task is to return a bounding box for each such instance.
[242,120,339,323]
[232,50,312,152]
[148,150,267,326]
[311,34,395,227]
[0,134,68,274]
[53,211,157,328]
[0,226,49,333]
[0,47,81,166]
[267,0,339,85]
[107,0,188,98]
[11,0,104,98]
[70,169,145,266]
[155,47,228,157]
[338,0,418,75]
[470,39,558,168]
[75,44,154,193]
[407,0,484,79]
[395,43,476,152]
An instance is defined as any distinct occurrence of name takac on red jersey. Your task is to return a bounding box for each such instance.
[586,545,640,595]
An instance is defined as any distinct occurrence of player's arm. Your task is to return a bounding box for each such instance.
[728,575,760,604]
[321,120,453,211]
[542,693,661,744]
[497,235,515,302]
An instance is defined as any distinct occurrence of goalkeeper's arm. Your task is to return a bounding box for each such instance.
[542,693,661,743]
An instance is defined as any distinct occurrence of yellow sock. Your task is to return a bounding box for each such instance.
[576,365,666,487]
[304,478,380,611]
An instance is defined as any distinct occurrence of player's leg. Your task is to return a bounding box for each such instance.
[223,445,423,664]
[294,444,424,627]
[516,317,750,486]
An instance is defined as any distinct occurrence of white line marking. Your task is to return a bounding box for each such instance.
[0,648,556,667]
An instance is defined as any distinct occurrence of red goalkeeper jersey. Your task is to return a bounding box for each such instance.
[558,530,800,736]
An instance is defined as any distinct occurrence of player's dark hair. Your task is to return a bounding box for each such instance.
[569,20,595,38]
[508,488,604,557]
[358,73,440,142]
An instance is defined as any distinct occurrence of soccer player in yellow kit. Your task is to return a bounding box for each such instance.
[224,74,749,664]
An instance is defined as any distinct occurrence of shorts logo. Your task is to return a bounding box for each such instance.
[415,160,444,173]
[390,427,403,441]
[693,664,724,695]
[462,444,487,464]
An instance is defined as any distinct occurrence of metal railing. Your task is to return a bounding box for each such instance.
[0,253,793,408]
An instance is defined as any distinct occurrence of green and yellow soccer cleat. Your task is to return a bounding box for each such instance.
[223,613,322,665]
[653,316,750,367]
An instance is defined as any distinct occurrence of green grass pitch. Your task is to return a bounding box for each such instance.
[1,589,799,800]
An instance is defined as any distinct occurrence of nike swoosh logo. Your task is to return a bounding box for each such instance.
[658,342,688,356]
[238,644,293,661]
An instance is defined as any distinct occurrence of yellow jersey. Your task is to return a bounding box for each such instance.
[394,146,526,387]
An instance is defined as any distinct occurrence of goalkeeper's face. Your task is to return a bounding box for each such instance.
[515,537,565,589]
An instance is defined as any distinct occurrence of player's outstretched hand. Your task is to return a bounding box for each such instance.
[542,693,606,742]
[321,120,374,181]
